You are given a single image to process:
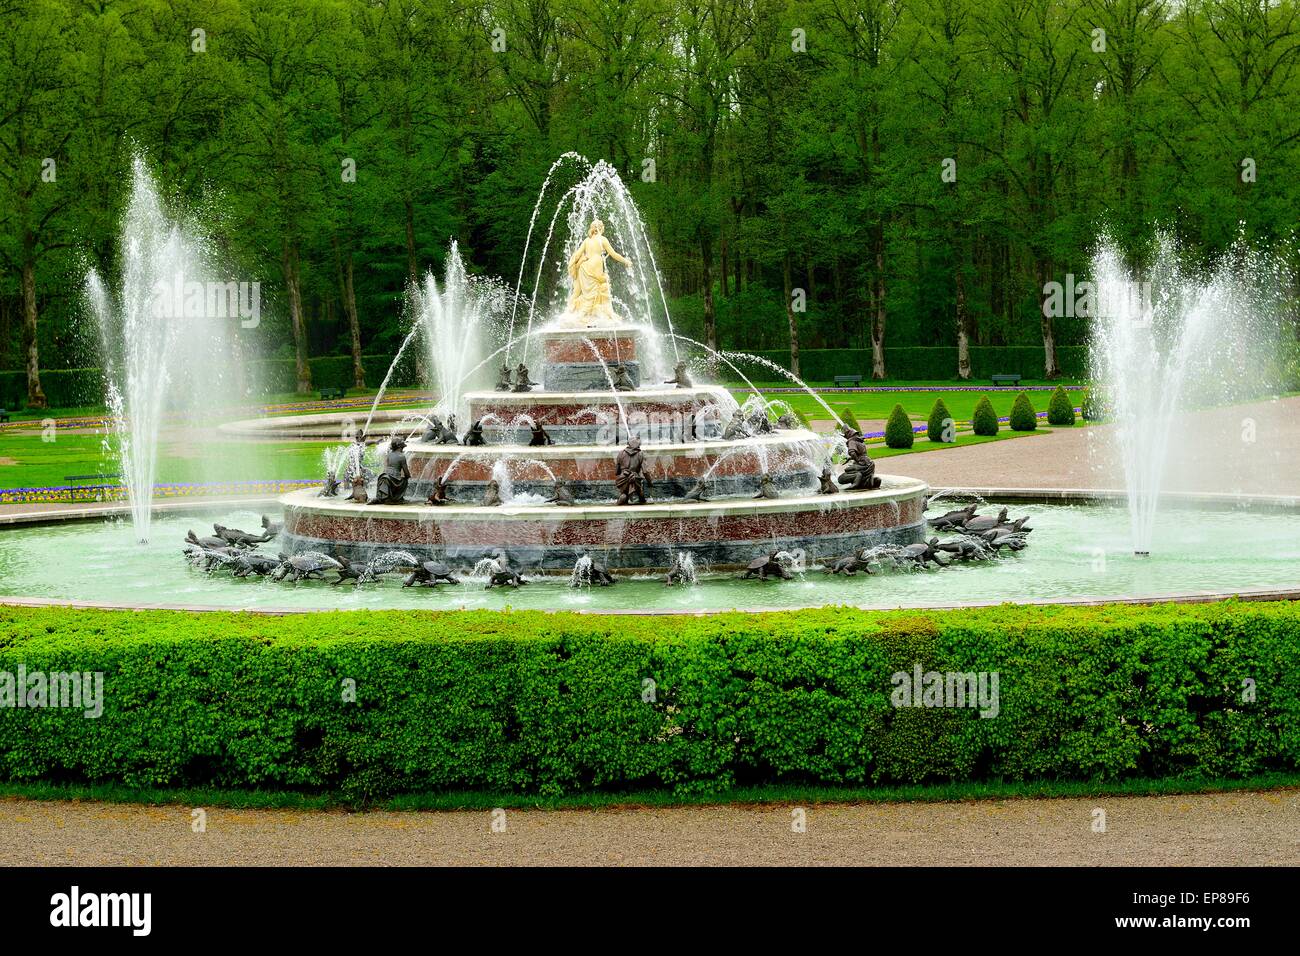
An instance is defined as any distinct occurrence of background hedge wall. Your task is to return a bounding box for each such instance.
[0,602,1294,800]
[0,346,1090,409]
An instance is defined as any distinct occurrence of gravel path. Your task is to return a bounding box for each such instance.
[888,396,1300,496]
[2,790,1296,866]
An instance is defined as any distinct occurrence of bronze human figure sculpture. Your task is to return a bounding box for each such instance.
[495,363,513,391]
[615,436,649,505]
[482,479,502,507]
[838,426,881,490]
[348,475,368,502]
[368,436,411,504]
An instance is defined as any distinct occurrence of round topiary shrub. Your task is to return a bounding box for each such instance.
[926,398,954,443]
[885,403,914,448]
[971,396,999,436]
[1009,391,1037,431]
[1047,385,1075,426]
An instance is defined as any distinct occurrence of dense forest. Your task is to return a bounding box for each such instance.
[3,0,1300,406]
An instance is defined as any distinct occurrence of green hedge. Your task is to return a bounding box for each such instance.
[1,355,407,408]
[0,602,1296,800]
[749,346,1089,381]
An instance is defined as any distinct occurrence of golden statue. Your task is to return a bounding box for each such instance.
[562,219,631,326]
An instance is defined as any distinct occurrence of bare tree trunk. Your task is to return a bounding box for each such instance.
[719,234,730,298]
[21,254,46,408]
[783,252,800,379]
[1036,257,1060,379]
[404,198,418,282]
[870,226,886,380]
[955,263,971,381]
[701,234,717,351]
[334,235,365,389]
[282,238,311,393]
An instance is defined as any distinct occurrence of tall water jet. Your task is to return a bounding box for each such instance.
[87,156,251,542]
[416,242,508,424]
[1088,233,1285,555]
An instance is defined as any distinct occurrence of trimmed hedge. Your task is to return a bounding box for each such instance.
[0,602,1296,799]
[1047,385,1076,426]
[1009,391,1038,431]
[885,404,914,448]
[972,396,999,436]
[0,354,408,409]
[926,398,953,443]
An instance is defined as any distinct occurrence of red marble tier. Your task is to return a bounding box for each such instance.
[467,398,716,426]
[543,335,637,364]
[407,446,807,483]
[284,495,924,549]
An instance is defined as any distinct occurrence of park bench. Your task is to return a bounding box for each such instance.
[319,386,347,401]
[833,375,863,387]
[991,373,1022,386]
[0,408,9,423]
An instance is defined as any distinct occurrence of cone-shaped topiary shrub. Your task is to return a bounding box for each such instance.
[838,405,862,433]
[1047,385,1075,426]
[885,403,914,448]
[971,396,999,436]
[926,398,954,443]
[1081,388,1105,421]
[1009,391,1037,431]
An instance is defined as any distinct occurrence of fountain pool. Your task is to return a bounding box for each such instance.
[2,499,1296,613]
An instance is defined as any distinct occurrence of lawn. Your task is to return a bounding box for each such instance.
[0,431,333,489]
[0,383,1080,491]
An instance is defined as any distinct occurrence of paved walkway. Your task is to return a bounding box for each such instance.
[1,790,1294,866]
[883,396,1300,497]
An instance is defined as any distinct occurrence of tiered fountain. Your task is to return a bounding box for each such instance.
[278,159,928,573]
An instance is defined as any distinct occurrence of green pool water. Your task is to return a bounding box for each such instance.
[0,503,1296,612]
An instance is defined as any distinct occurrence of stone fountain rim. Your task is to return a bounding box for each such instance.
[4,486,1295,530]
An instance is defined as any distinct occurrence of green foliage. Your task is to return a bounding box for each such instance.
[1047,385,1076,426]
[1009,392,1037,431]
[971,396,999,436]
[6,0,1297,397]
[0,602,1297,798]
[885,404,914,448]
[926,398,953,443]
